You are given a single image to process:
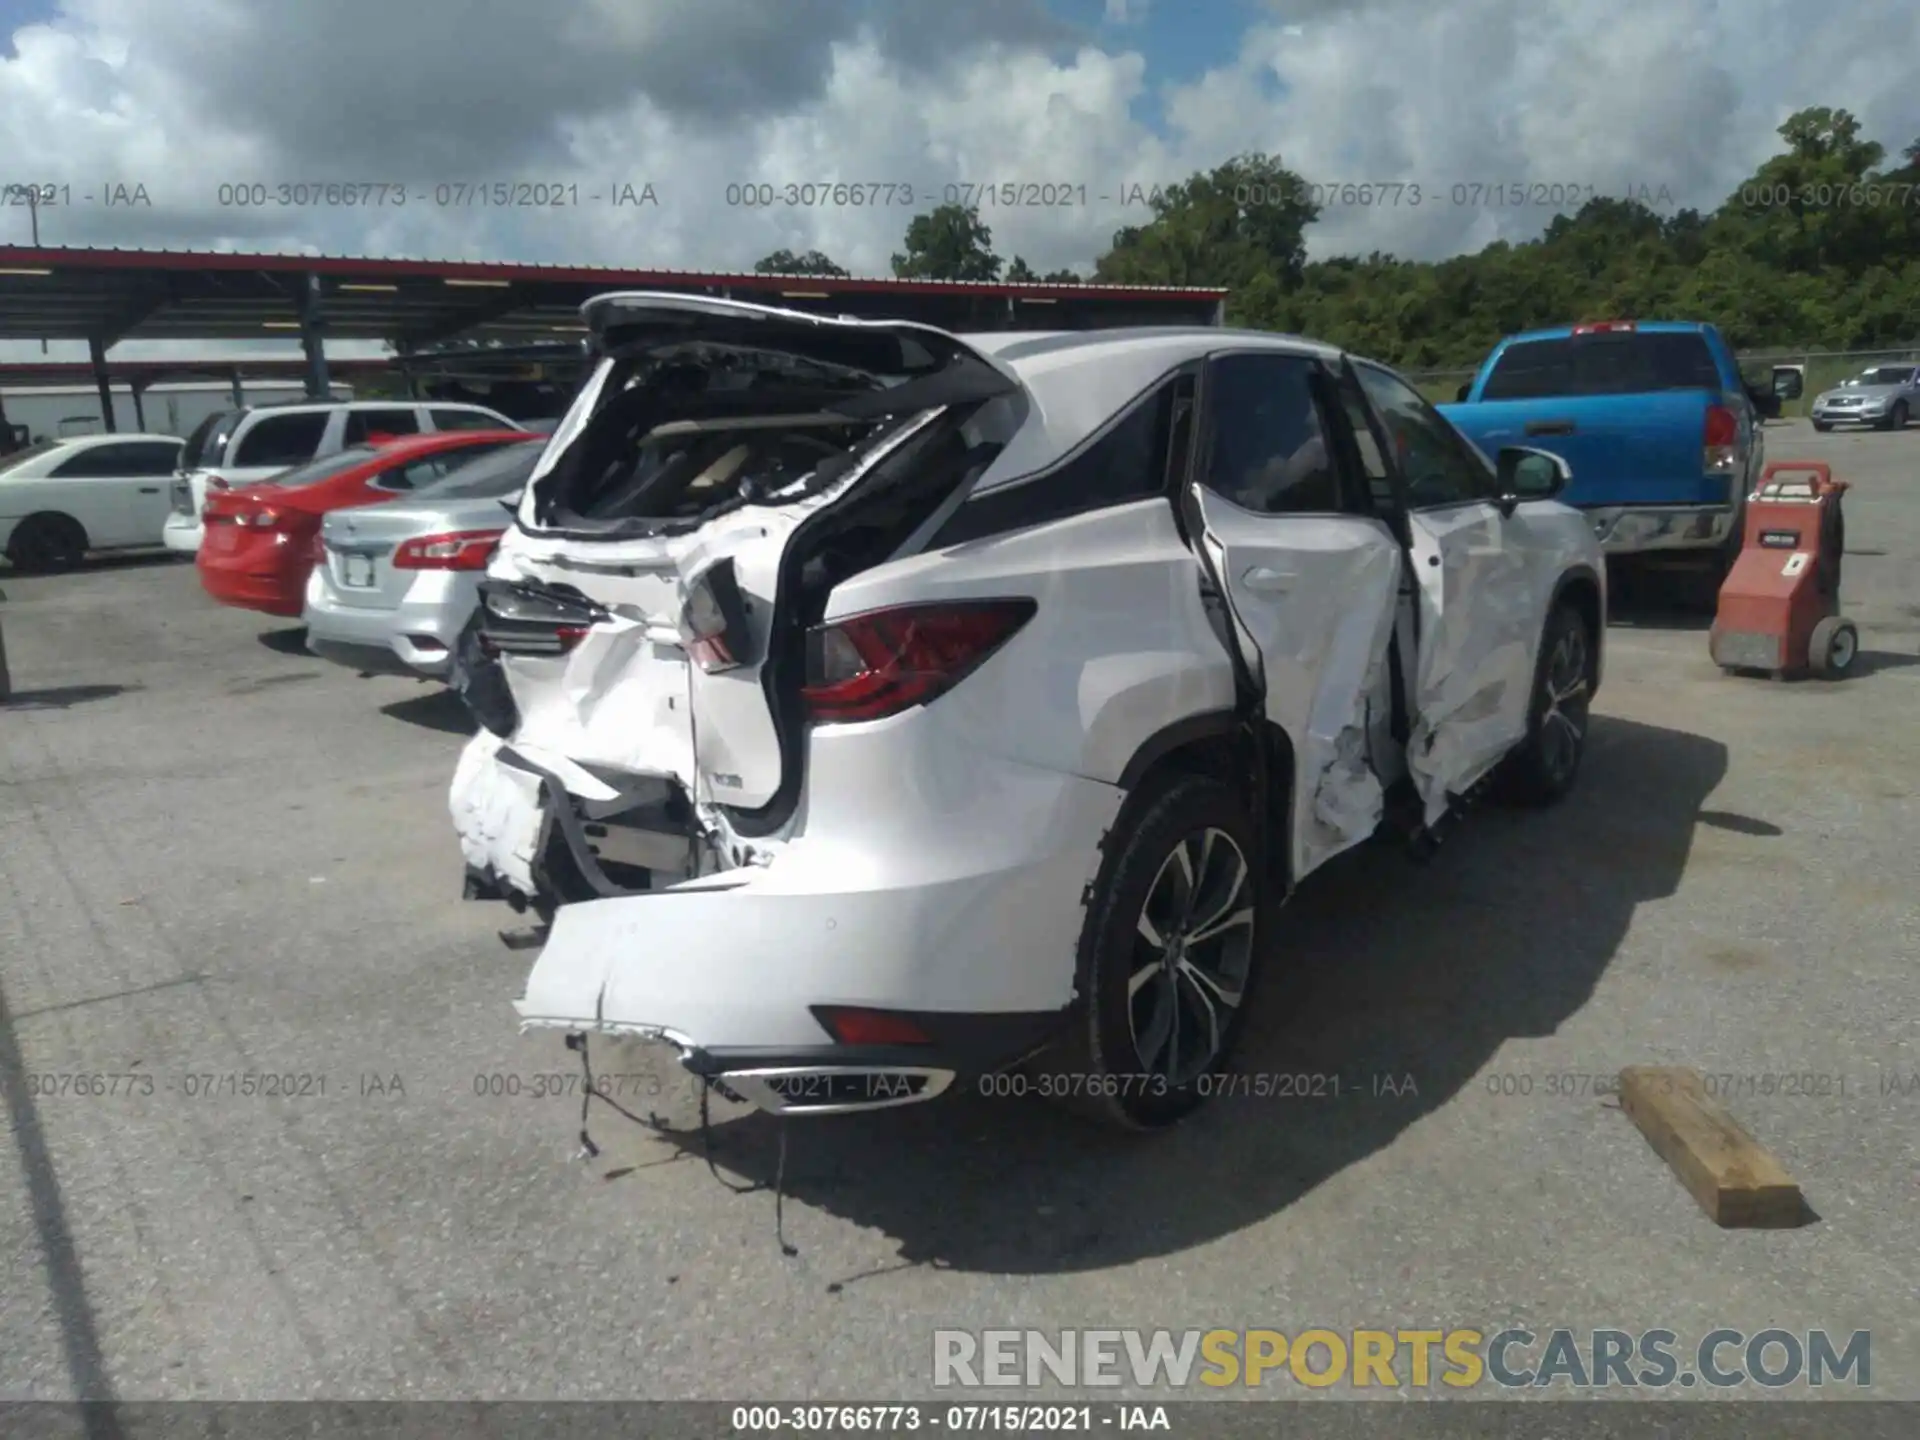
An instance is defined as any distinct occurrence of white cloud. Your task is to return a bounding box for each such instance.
[2,0,1917,364]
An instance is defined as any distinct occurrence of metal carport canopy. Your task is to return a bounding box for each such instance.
[0,246,1230,348]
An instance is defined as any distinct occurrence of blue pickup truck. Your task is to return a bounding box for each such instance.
[1439,321,1768,587]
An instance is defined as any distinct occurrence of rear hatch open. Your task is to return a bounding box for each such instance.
[470,293,1023,878]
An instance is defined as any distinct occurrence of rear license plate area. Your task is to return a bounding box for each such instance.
[341,553,376,587]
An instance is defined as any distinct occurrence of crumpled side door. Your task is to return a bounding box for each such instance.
[1183,351,1406,885]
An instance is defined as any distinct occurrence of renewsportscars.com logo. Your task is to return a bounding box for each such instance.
[932,1328,1871,1391]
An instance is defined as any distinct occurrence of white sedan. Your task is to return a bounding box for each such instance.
[1,433,185,571]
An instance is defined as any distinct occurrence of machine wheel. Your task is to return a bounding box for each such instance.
[1043,770,1263,1131]
[6,513,88,573]
[1885,401,1909,432]
[1494,602,1594,807]
[1808,616,1858,677]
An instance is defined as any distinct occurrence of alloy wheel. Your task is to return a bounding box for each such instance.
[1128,828,1256,1086]
[1539,624,1590,785]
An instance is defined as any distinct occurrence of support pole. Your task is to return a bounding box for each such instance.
[88,336,117,433]
[131,380,148,432]
[299,272,330,399]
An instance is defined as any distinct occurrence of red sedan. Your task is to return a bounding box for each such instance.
[197,430,535,617]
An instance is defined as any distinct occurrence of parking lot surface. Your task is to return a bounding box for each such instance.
[2,421,1916,1401]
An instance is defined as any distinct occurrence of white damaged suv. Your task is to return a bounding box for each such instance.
[450,294,1604,1129]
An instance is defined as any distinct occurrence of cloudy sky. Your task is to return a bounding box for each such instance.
[3,0,1918,361]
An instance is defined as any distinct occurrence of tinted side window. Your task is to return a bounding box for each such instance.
[377,445,509,492]
[1202,354,1343,515]
[123,441,185,474]
[233,413,330,468]
[182,410,240,469]
[48,446,118,478]
[928,377,1182,547]
[431,407,505,431]
[1355,365,1493,508]
[344,408,422,444]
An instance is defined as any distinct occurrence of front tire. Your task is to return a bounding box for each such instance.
[1045,772,1263,1130]
[1812,420,1832,433]
[1885,401,1909,432]
[1495,602,1594,807]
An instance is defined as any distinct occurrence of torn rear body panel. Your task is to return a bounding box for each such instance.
[450,297,1602,1122]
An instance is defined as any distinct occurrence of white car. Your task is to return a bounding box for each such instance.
[162,399,522,556]
[450,294,1605,1129]
[1,432,185,570]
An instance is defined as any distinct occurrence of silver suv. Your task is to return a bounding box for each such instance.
[162,399,523,554]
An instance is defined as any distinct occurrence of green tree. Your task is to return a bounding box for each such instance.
[893,205,1002,280]
[1094,153,1319,295]
[753,248,850,277]
[1005,256,1083,283]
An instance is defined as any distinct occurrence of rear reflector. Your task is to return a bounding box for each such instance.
[393,529,504,570]
[813,1007,933,1046]
[800,598,1036,724]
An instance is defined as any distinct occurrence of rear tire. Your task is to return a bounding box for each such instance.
[1041,771,1264,1130]
[1886,401,1909,432]
[1494,601,1593,807]
[6,513,88,573]
[1808,616,1857,677]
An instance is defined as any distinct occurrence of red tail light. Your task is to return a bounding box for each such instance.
[310,533,326,561]
[1703,403,1738,472]
[223,506,285,529]
[393,529,504,570]
[813,1007,932,1046]
[1572,320,1637,334]
[800,599,1035,723]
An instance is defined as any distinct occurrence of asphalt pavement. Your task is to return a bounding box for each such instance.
[1,419,1915,1403]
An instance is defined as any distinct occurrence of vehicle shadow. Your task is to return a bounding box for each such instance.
[256,627,310,656]
[637,714,1728,1275]
[1,683,139,710]
[1853,649,1920,677]
[380,688,475,735]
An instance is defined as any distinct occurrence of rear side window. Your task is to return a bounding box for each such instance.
[48,441,183,478]
[375,444,513,492]
[1481,333,1723,400]
[929,375,1185,547]
[233,412,330,468]
[430,407,508,431]
[1202,354,1343,514]
[343,408,422,445]
[182,410,242,469]
[411,442,543,500]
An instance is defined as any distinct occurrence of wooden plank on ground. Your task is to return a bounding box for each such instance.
[1617,1066,1807,1228]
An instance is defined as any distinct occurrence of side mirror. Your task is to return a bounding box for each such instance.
[1747,386,1781,420]
[1455,383,1472,403]
[1495,445,1570,511]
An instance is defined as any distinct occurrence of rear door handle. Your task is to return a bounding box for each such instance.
[1241,566,1296,592]
[1524,420,1577,436]
[138,486,161,493]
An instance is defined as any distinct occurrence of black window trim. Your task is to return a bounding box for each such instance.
[925,362,1198,549]
[1190,346,1374,522]
[1350,357,1499,513]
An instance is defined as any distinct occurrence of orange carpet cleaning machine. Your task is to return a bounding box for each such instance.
[1709,461,1858,679]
